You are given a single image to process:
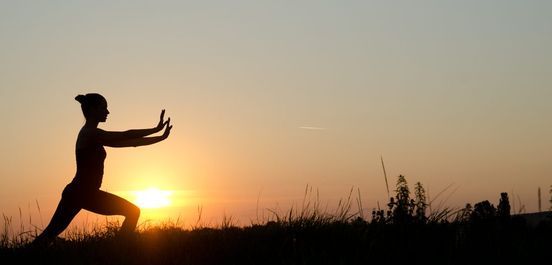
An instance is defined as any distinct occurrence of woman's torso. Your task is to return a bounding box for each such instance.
[71,127,106,190]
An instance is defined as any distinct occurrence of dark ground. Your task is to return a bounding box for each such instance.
[2,217,551,265]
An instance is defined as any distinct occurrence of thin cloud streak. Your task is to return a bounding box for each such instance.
[299,126,327,130]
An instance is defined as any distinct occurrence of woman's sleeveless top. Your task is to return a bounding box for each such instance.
[71,143,106,190]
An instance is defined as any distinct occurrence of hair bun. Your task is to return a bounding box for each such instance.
[75,94,86,104]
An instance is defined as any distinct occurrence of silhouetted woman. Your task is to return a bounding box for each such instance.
[34,93,173,244]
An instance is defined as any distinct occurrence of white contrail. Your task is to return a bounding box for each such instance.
[299,126,327,130]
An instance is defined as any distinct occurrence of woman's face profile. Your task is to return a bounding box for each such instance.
[91,100,109,122]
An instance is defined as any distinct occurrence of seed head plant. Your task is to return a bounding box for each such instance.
[497,192,511,218]
[388,175,414,224]
[414,182,428,223]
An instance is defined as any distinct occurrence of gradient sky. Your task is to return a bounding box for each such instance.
[1,0,551,230]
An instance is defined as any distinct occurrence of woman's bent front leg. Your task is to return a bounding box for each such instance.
[82,190,140,234]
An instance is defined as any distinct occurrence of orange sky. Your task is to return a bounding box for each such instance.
[1,1,551,232]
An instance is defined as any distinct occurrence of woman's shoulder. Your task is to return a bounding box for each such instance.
[77,127,103,148]
[79,126,107,136]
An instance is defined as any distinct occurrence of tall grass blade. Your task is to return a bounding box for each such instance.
[381,156,390,200]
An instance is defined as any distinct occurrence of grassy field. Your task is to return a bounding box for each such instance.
[2,180,551,265]
[1,215,551,265]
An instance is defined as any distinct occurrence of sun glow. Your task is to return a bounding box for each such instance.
[133,188,173,209]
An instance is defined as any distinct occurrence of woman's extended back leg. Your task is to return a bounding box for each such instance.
[34,197,80,244]
[82,190,140,233]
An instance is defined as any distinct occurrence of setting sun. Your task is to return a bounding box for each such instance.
[133,188,173,209]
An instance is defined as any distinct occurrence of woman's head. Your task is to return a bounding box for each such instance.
[75,93,109,122]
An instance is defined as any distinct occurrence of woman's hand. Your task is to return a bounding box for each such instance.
[156,109,167,132]
[162,117,173,139]
[99,109,173,147]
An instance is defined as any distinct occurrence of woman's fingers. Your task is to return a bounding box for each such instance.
[163,123,173,138]
[163,117,171,128]
[157,110,167,129]
[160,109,165,121]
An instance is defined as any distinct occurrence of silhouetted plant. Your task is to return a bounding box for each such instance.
[384,176,434,224]
[497,192,511,219]
[471,200,496,223]
[454,203,473,223]
[371,209,386,224]
[389,175,413,224]
[414,182,428,223]
[549,185,552,211]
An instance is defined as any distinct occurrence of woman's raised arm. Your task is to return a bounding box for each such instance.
[102,118,173,148]
[96,110,171,146]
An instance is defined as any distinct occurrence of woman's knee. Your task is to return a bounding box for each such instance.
[128,204,140,219]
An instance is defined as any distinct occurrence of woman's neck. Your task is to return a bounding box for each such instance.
[84,120,99,128]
